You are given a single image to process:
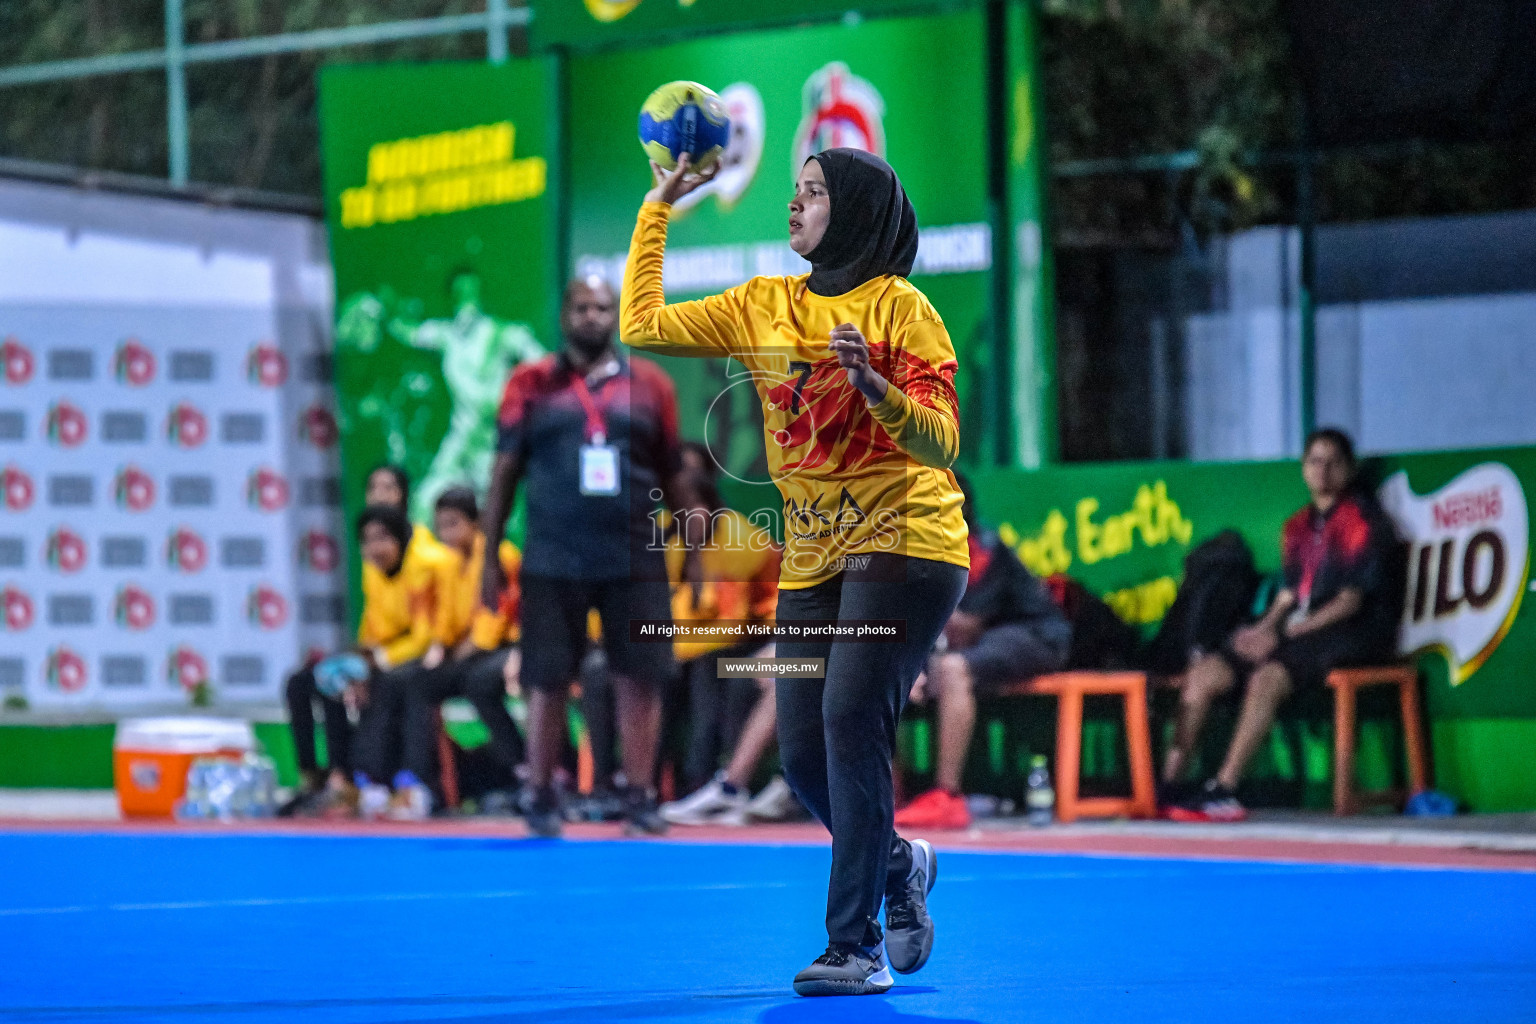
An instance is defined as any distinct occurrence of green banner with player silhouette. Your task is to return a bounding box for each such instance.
[319,59,560,611]
[319,60,560,525]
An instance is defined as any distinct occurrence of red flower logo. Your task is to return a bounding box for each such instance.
[115,585,156,630]
[2,466,34,511]
[114,466,156,512]
[247,467,289,512]
[114,338,156,386]
[46,646,88,693]
[46,527,87,573]
[2,337,34,385]
[247,585,289,630]
[2,586,35,631]
[299,404,338,448]
[247,344,288,387]
[167,527,208,573]
[300,530,340,572]
[167,646,209,692]
[46,401,88,448]
[166,403,208,448]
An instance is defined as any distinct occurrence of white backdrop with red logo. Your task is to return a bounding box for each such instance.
[0,178,346,712]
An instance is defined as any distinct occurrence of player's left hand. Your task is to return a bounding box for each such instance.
[830,324,889,404]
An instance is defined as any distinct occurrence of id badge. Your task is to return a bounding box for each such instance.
[580,443,620,496]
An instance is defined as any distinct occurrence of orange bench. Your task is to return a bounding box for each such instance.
[996,671,1157,823]
[1326,665,1428,816]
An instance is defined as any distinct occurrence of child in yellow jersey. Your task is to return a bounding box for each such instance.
[282,467,424,817]
[363,463,450,561]
[348,502,457,819]
[391,487,528,819]
[622,149,969,995]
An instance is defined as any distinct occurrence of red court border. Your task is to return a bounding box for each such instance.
[3,817,1533,872]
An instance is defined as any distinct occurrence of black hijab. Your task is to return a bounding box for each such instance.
[803,148,919,297]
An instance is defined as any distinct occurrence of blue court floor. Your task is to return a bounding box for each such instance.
[0,830,1531,1024]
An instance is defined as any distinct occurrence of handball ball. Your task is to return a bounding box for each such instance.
[638,81,731,172]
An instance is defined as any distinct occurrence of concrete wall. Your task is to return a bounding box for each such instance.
[1183,209,1536,461]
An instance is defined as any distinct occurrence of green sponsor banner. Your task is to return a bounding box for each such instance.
[531,0,956,51]
[319,60,561,609]
[973,445,1536,809]
[568,11,995,490]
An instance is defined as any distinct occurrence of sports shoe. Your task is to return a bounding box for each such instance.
[745,775,801,822]
[358,783,391,820]
[623,786,669,837]
[385,783,433,821]
[884,838,937,974]
[792,941,894,997]
[894,788,971,830]
[277,781,324,818]
[567,786,628,823]
[525,786,564,839]
[661,772,748,826]
[314,778,360,820]
[1165,779,1248,823]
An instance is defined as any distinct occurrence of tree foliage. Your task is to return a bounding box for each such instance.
[0,0,1531,229]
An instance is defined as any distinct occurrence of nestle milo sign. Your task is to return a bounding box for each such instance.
[974,445,1536,811]
[1381,463,1528,685]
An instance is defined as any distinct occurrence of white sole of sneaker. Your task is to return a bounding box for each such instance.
[793,966,894,997]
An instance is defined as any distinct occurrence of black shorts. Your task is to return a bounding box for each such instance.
[519,574,675,693]
[961,620,1071,693]
[1221,622,1394,692]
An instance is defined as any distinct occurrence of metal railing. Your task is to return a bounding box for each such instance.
[0,0,529,187]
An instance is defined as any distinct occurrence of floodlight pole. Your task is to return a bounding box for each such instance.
[165,0,189,187]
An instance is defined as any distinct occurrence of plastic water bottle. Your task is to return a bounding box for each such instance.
[1025,755,1055,827]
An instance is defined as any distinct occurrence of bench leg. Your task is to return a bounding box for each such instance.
[436,725,460,810]
[576,724,595,796]
[1055,690,1082,824]
[1124,681,1157,819]
[1399,677,1429,796]
[1332,683,1357,816]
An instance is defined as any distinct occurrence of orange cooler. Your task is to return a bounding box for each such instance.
[113,718,257,819]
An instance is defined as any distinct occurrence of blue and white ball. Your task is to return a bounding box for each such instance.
[638,81,731,172]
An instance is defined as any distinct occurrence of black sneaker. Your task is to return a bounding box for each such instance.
[276,787,323,818]
[567,786,627,823]
[792,941,894,997]
[1167,778,1248,823]
[884,838,937,974]
[524,786,564,838]
[623,786,669,837]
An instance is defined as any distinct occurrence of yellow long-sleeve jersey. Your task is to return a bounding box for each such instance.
[358,537,455,668]
[464,538,524,650]
[621,202,968,588]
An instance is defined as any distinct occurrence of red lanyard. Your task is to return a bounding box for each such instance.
[570,369,615,444]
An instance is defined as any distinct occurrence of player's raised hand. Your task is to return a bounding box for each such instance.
[645,153,720,205]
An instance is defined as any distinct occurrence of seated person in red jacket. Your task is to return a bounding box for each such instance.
[896,472,1072,830]
[1165,428,1398,822]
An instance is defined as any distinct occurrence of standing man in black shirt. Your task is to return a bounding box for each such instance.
[480,277,697,837]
